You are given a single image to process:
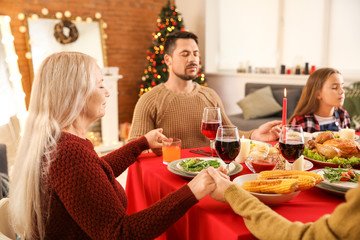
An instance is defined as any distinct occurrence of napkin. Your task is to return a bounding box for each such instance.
[291,155,304,171]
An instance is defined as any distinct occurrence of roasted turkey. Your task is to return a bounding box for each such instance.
[307,132,360,159]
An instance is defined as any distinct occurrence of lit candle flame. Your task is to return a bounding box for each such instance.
[284,88,287,98]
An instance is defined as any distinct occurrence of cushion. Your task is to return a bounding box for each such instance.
[237,86,282,120]
[272,88,302,118]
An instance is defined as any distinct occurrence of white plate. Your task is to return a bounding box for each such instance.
[233,174,300,205]
[176,157,233,174]
[315,182,346,196]
[312,168,359,192]
[303,159,314,171]
[168,158,243,179]
[311,131,359,141]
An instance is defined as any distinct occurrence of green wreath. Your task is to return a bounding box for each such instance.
[54,20,79,44]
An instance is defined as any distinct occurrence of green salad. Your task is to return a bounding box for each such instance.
[323,167,359,183]
[303,147,360,167]
[179,158,221,172]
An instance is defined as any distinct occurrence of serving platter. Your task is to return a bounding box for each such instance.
[167,157,243,179]
[304,156,360,169]
[311,131,359,141]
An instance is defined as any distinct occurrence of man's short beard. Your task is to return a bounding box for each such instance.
[174,71,196,81]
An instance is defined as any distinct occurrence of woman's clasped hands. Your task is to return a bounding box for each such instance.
[187,166,233,201]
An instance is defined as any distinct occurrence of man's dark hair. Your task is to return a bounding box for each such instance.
[164,31,198,56]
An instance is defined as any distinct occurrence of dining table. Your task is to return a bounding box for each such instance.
[125,144,346,240]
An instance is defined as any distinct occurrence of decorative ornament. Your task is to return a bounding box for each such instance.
[54,20,79,44]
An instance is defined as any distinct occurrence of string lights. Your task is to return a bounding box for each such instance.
[17,9,108,65]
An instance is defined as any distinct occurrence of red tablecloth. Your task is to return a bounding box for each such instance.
[125,147,344,240]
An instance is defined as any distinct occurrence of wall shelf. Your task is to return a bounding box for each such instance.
[206,72,359,116]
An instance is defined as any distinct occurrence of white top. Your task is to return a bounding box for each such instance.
[314,114,335,125]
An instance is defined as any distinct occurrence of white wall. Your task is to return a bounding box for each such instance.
[177,0,360,80]
[175,0,206,65]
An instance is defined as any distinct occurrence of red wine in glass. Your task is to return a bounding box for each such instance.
[214,138,240,162]
[201,122,221,140]
[202,107,222,156]
[215,125,240,165]
[279,141,305,162]
[279,125,305,163]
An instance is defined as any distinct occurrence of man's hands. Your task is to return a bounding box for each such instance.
[251,120,281,142]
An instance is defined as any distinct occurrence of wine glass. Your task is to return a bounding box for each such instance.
[279,125,305,163]
[201,107,222,156]
[214,125,240,170]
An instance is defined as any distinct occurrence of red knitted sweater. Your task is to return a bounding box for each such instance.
[41,132,198,239]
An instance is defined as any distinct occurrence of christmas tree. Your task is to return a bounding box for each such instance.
[139,0,206,96]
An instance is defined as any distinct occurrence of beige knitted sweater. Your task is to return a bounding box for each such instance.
[128,83,253,149]
[225,184,360,240]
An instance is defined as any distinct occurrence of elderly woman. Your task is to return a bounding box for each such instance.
[9,52,216,239]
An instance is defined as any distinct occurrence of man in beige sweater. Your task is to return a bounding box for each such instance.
[208,167,360,240]
[128,31,281,154]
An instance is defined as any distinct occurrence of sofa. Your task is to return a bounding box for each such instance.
[228,83,304,131]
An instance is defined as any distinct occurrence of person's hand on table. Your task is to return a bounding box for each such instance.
[251,120,281,142]
[207,166,233,202]
[144,128,167,156]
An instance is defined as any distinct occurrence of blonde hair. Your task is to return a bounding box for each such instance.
[288,68,341,123]
[9,52,97,239]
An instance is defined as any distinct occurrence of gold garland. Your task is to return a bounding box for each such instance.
[54,20,79,44]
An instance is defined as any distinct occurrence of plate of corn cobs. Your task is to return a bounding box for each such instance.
[233,170,323,205]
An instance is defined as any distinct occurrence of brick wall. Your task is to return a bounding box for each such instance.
[0,0,171,123]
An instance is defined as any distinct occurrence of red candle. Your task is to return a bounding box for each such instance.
[282,88,287,126]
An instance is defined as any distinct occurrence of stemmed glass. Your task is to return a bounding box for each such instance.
[214,126,241,168]
[279,125,305,163]
[201,107,222,156]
